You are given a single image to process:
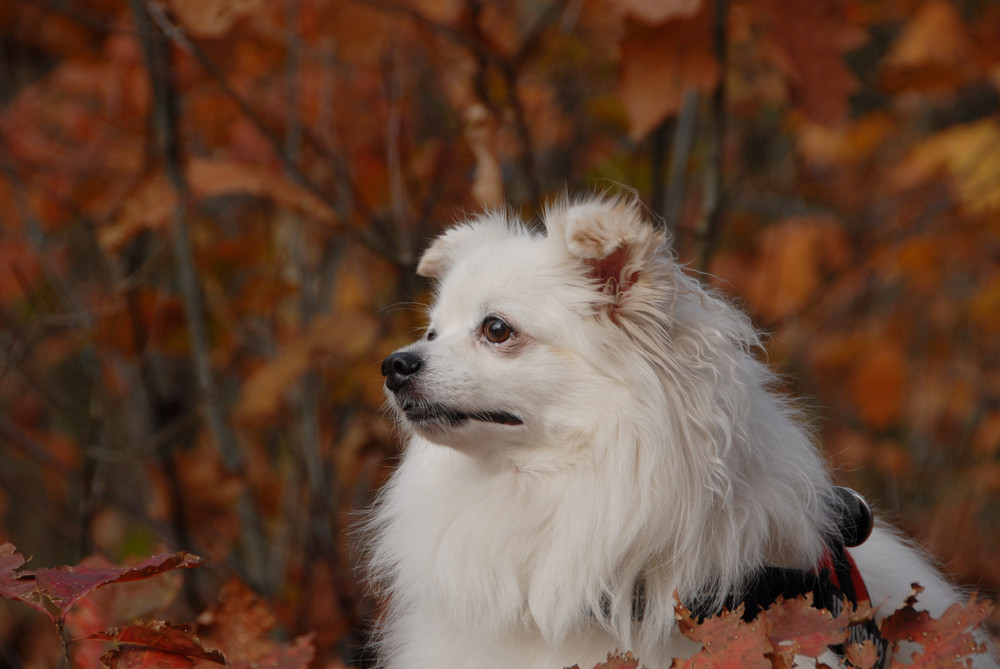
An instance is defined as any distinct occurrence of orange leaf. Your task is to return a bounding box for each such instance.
[99,159,338,252]
[234,313,378,425]
[616,8,719,141]
[755,0,866,125]
[763,594,848,662]
[614,0,702,24]
[890,120,1000,214]
[881,0,974,93]
[848,340,906,431]
[881,588,993,667]
[672,602,771,669]
[90,620,225,665]
[592,651,641,669]
[743,217,850,321]
[465,104,504,208]
[167,0,263,39]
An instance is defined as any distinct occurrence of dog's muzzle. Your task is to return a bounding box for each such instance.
[382,351,422,393]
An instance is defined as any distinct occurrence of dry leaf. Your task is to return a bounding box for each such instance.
[616,8,719,141]
[613,0,702,24]
[168,0,263,39]
[881,0,974,92]
[465,104,504,208]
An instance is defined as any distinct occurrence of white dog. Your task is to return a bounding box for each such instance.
[365,197,994,668]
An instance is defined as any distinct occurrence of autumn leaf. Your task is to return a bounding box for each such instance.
[613,0,702,24]
[234,312,379,425]
[762,594,848,663]
[0,543,205,621]
[0,543,47,617]
[739,216,850,321]
[89,621,226,666]
[196,579,315,669]
[616,7,719,141]
[843,639,880,669]
[167,0,262,39]
[881,0,975,93]
[890,119,1000,214]
[465,104,504,208]
[848,340,906,431]
[753,0,866,125]
[881,586,993,667]
[101,647,196,669]
[591,651,642,669]
[99,159,338,252]
[228,633,315,669]
[672,602,771,669]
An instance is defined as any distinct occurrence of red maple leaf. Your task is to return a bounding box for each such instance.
[672,602,772,669]
[880,585,993,667]
[0,542,204,621]
[88,620,226,665]
[592,651,642,669]
[763,594,849,663]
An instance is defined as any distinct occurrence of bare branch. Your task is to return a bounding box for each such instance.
[664,89,700,238]
[131,0,270,590]
[697,0,729,273]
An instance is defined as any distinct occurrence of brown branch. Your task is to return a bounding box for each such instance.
[697,0,729,273]
[664,89,700,239]
[130,0,272,591]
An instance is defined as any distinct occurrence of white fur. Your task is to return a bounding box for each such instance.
[364,197,996,669]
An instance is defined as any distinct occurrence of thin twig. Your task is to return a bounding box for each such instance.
[697,0,729,273]
[387,42,414,266]
[664,89,700,239]
[649,118,672,225]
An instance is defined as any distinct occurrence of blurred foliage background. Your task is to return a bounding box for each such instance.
[0,0,998,665]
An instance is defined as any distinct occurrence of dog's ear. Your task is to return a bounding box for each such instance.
[417,214,511,278]
[548,198,662,298]
[416,226,470,278]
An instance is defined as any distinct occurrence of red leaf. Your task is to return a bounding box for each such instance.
[592,651,641,669]
[100,647,195,669]
[89,620,226,665]
[764,594,849,662]
[0,543,51,617]
[0,544,204,621]
[229,633,315,669]
[616,8,720,140]
[843,639,880,669]
[196,579,315,669]
[31,552,205,617]
[672,602,771,669]
[880,585,993,667]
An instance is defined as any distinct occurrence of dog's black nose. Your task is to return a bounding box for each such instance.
[382,351,422,392]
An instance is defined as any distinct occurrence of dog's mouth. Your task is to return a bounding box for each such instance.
[399,402,523,428]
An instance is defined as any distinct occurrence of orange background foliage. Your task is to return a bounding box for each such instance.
[0,0,998,665]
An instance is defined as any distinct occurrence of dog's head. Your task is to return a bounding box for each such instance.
[381,197,686,464]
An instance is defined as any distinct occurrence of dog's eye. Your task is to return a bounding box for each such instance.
[426,329,437,341]
[481,317,513,344]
